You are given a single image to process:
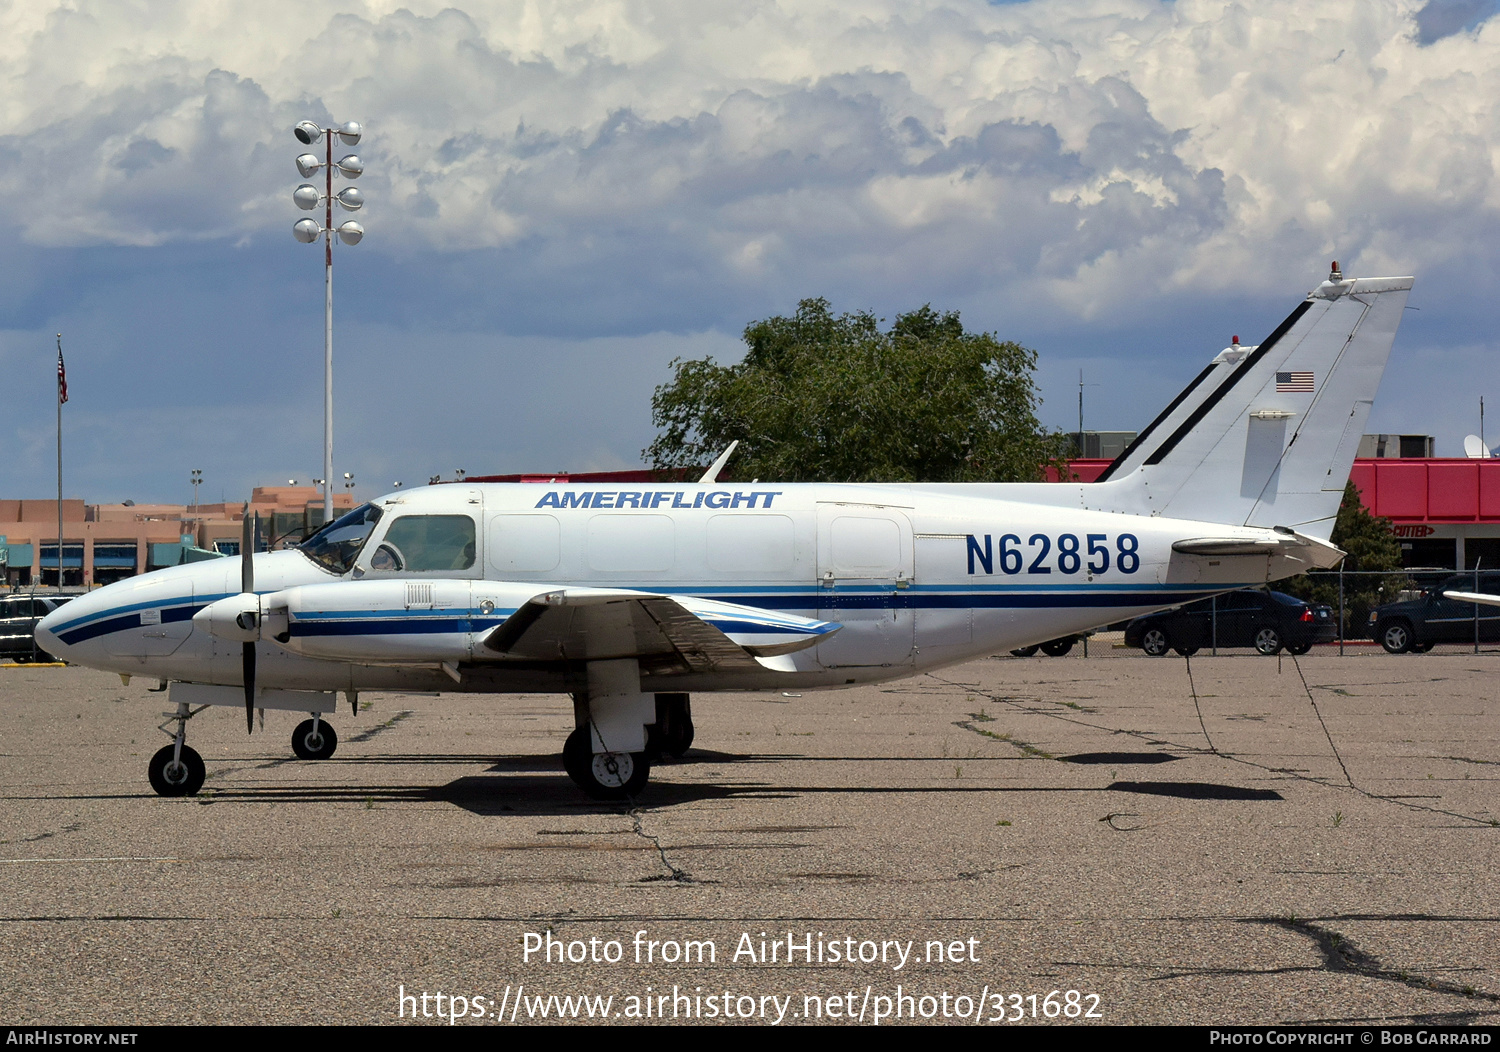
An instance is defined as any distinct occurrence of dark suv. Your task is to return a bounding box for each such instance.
[0,594,74,662]
[1125,589,1336,656]
[1367,572,1500,653]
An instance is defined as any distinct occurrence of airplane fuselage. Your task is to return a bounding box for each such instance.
[41,480,1315,695]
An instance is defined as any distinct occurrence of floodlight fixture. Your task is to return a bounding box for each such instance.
[290,118,367,521]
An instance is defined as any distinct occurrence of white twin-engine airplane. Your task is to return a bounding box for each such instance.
[39,266,1411,800]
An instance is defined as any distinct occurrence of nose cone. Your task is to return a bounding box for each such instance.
[36,564,208,671]
[35,583,125,665]
[34,603,65,656]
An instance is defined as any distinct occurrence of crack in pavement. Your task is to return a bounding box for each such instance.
[1247,917,1500,1008]
[625,806,693,883]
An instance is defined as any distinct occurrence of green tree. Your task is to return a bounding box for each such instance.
[1280,481,1405,636]
[646,298,1069,482]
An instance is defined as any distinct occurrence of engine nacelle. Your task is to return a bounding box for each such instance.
[270,579,526,664]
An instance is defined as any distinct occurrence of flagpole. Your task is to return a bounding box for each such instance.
[55,334,64,591]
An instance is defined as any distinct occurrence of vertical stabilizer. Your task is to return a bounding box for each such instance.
[1089,270,1412,539]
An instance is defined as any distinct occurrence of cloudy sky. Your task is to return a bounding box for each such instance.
[2,0,1498,505]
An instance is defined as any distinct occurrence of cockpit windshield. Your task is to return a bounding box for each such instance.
[299,503,383,574]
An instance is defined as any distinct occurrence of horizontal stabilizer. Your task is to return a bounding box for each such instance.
[1172,529,1343,570]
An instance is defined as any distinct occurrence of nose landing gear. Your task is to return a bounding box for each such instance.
[149,701,208,797]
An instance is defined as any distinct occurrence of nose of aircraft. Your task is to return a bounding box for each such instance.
[34,590,92,661]
[35,583,134,663]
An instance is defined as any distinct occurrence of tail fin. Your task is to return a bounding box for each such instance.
[1089,269,1412,539]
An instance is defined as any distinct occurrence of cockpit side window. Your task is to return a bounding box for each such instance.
[299,503,383,574]
[373,515,476,573]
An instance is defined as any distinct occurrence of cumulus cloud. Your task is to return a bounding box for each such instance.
[2,0,1496,324]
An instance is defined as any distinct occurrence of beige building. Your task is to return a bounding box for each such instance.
[1,487,355,588]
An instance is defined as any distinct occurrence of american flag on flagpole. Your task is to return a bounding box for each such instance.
[1276,370,1314,393]
[56,335,67,404]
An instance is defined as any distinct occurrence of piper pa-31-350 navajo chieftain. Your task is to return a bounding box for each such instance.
[39,265,1411,799]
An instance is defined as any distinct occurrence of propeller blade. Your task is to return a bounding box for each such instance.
[243,640,255,733]
[240,507,258,733]
[241,506,254,594]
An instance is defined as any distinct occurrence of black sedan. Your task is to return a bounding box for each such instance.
[1124,589,1336,656]
[0,593,73,662]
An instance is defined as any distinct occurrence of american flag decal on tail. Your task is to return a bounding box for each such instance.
[1276,370,1314,393]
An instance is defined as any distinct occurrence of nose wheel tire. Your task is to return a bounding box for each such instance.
[292,719,338,760]
[1009,645,1040,657]
[1040,638,1075,657]
[148,745,205,797]
[562,727,650,800]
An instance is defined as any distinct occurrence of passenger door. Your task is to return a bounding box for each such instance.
[815,504,914,668]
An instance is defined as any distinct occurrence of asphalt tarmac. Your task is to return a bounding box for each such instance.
[1,642,1497,1026]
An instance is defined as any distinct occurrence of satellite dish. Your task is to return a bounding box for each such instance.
[1464,434,1490,458]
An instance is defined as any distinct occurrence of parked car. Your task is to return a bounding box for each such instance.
[0,594,74,662]
[1010,633,1089,657]
[1124,589,1336,656]
[1367,571,1500,653]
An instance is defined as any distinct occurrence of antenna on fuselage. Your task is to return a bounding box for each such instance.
[698,440,739,484]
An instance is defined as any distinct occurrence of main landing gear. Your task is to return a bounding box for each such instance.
[148,698,341,797]
[562,691,694,800]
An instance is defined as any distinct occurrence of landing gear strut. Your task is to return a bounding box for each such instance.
[149,701,206,797]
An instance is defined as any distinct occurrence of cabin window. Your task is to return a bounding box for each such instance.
[373,515,476,572]
[487,515,561,572]
[587,515,674,572]
[706,514,795,572]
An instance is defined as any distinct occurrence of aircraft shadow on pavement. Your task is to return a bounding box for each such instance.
[44,749,1281,812]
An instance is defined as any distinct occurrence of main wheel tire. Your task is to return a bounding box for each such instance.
[1413,642,1435,653]
[1041,639,1075,657]
[148,744,205,797]
[291,718,337,760]
[1141,628,1170,656]
[648,693,694,759]
[1010,645,1039,657]
[1378,621,1412,654]
[563,727,592,784]
[1174,645,1200,657]
[1285,642,1312,656]
[564,732,651,800]
[1254,627,1283,655]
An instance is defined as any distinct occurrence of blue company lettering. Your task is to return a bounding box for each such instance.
[534,490,783,510]
[967,533,1140,575]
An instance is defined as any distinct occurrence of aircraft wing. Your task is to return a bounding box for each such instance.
[1442,590,1500,608]
[481,588,840,672]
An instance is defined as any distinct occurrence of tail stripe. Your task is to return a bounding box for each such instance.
[1143,300,1313,467]
[1095,361,1218,483]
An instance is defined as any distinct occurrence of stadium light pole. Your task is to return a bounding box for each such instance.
[292,119,365,524]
